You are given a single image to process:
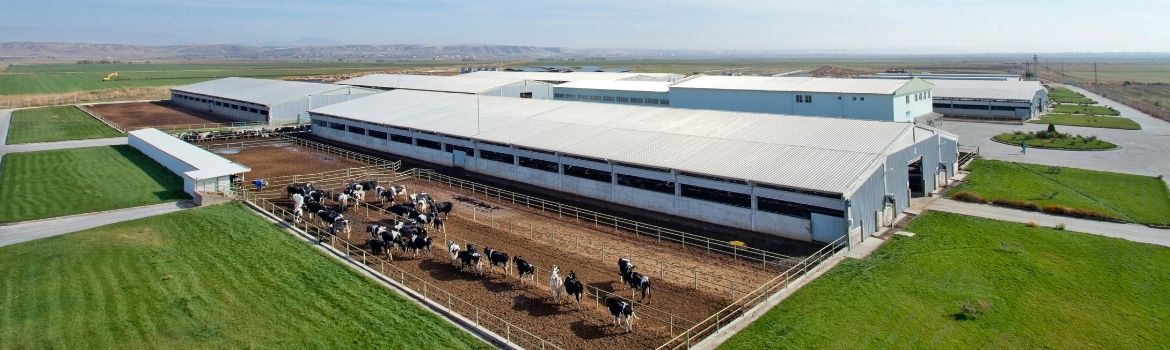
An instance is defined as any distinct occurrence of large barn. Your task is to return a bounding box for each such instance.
[923,79,1048,121]
[169,77,380,125]
[306,90,958,246]
[336,74,556,99]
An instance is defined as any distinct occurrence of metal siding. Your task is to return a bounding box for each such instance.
[811,213,848,243]
[848,164,887,237]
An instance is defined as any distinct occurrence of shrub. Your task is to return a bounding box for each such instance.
[1040,204,1115,221]
[951,191,988,203]
[992,198,1041,211]
[1047,123,1057,133]
[1025,221,1040,228]
[956,299,993,320]
[1054,223,1066,230]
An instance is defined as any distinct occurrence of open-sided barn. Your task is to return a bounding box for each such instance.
[306,90,958,246]
[169,77,380,125]
[336,74,556,99]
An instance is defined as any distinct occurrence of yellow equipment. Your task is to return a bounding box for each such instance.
[102,72,119,81]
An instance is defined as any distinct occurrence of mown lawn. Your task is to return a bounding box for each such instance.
[1052,103,1120,116]
[0,203,491,349]
[6,105,122,144]
[1048,87,1095,104]
[0,146,189,223]
[992,132,1116,150]
[720,211,1170,349]
[1028,113,1141,130]
[945,159,1170,226]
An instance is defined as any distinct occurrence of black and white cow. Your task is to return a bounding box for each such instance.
[378,185,407,204]
[317,210,343,225]
[367,224,388,240]
[359,181,378,193]
[367,238,387,255]
[396,221,427,238]
[405,234,433,257]
[605,297,636,332]
[432,216,445,232]
[448,241,461,264]
[482,247,510,276]
[513,256,535,285]
[331,219,351,238]
[308,190,326,203]
[563,270,584,308]
[457,248,482,274]
[431,201,454,218]
[388,204,415,217]
[305,201,326,214]
[618,257,634,277]
[621,267,652,303]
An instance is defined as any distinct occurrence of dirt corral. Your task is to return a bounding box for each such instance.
[85,101,241,130]
[204,142,367,180]
[261,176,787,349]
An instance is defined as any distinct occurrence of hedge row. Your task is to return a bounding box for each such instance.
[948,191,1117,221]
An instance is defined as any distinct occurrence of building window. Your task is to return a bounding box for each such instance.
[616,97,629,103]
[590,95,602,101]
[616,161,670,173]
[758,197,845,218]
[659,99,669,105]
[617,173,674,194]
[347,126,365,135]
[390,134,413,144]
[681,184,751,208]
[417,138,442,150]
[578,95,589,100]
[261,110,269,116]
[554,93,565,99]
[368,130,388,139]
[314,120,328,127]
[756,183,840,199]
[860,97,865,101]
[796,95,804,103]
[518,156,558,173]
[646,98,659,104]
[906,96,910,103]
[250,108,259,113]
[563,94,575,100]
[478,149,514,164]
[329,122,346,130]
[445,144,473,154]
[680,171,747,185]
[630,97,644,103]
[603,96,615,102]
[805,95,812,103]
[520,92,533,99]
[564,165,611,183]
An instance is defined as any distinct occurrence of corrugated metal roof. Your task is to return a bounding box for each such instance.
[927,79,1045,101]
[336,73,551,94]
[129,128,250,180]
[309,90,944,194]
[460,71,683,82]
[171,77,376,106]
[554,80,672,92]
[670,75,921,95]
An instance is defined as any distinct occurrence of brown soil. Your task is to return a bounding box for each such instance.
[85,101,241,130]
[206,143,367,180]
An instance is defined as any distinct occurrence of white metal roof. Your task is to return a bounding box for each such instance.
[336,74,552,94]
[927,79,1045,101]
[460,71,684,82]
[310,90,945,195]
[670,75,925,95]
[336,74,441,89]
[128,128,250,180]
[554,80,672,93]
[171,77,377,106]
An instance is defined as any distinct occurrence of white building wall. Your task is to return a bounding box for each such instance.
[893,89,935,121]
[553,87,670,107]
[481,82,555,99]
[669,88,904,121]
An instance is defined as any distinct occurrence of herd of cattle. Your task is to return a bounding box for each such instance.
[177,124,308,142]
[283,180,653,332]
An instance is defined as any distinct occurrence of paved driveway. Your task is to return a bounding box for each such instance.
[937,86,1170,178]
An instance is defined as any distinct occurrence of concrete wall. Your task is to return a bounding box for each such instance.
[668,88,903,121]
[481,81,555,99]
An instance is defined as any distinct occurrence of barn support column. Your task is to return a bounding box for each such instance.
[749,182,758,231]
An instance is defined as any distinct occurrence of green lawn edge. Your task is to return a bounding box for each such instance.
[6,105,122,144]
[1028,114,1141,130]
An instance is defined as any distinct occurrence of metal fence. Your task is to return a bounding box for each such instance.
[76,104,125,132]
[247,196,562,350]
[655,235,847,350]
[198,135,398,168]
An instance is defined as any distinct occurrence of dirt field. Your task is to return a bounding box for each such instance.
[259,177,783,349]
[85,101,241,130]
[207,143,367,180]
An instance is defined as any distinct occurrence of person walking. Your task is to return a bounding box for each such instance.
[1020,141,1028,155]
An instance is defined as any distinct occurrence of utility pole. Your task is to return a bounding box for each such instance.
[1094,62,1099,86]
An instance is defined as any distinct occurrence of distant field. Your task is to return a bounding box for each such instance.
[1054,62,1170,84]
[0,62,465,95]
[0,146,188,223]
[555,58,1020,75]
[0,203,491,349]
[945,160,1170,226]
[1047,87,1096,104]
[6,105,122,144]
[1029,113,1141,130]
[720,211,1170,349]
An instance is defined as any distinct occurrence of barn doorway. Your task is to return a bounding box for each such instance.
[908,157,925,197]
[520,92,533,99]
[452,150,467,169]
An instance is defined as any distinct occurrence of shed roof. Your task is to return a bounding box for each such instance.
[554,80,672,92]
[670,75,931,95]
[171,77,376,106]
[336,74,552,94]
[310,90,946,195]
[927,79,1045,101]
[128,128,250,180]
[459,71,684,82]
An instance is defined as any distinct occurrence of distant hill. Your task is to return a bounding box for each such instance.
[0,42,625,60]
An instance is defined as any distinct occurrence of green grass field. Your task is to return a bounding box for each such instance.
[6,105,122,144]
[0,146,189,223]
[1047,87,1096,104]
[0,203,491,349]
[0,62,465,95]
[1028,113,1141,130]
[993,132,1116,150]
[720,211,1170,349]
[945,160,1170,226]
[1052,104,1120,116]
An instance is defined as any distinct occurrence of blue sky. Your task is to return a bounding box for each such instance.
[3,0,1168,52]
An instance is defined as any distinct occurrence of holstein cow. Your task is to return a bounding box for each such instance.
[563,271,584,308]
[448,241,461,265]
[618,257,651,303]
[380,228,403,260]
[604,297,637,332]
[549,265,563,302]
[367,238,387,256]
[388,204,415,217]
[457,245,482,274]
[405,234,433,258]
[336,192,352,211]
[432,216,445,232]
[482,247,510,276]
[513,256,535,285]
[291,193,305,210]
[432,201,454,219]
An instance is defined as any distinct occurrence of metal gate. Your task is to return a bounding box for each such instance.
[811,213,847,243]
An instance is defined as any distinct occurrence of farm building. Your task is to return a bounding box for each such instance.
[859,72,1022,81]
[553,80,672,106]
[169,77,380,125]
[921,80,1048,121]
[307,90,959,246]
[336,74,555,99]
[128,128,250,201]
[667,75,936,122]
[458,70,686,83]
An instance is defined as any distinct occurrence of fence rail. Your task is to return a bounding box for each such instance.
[76,104,124,132]
[247,195,562,350]
[655,235,847,350]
